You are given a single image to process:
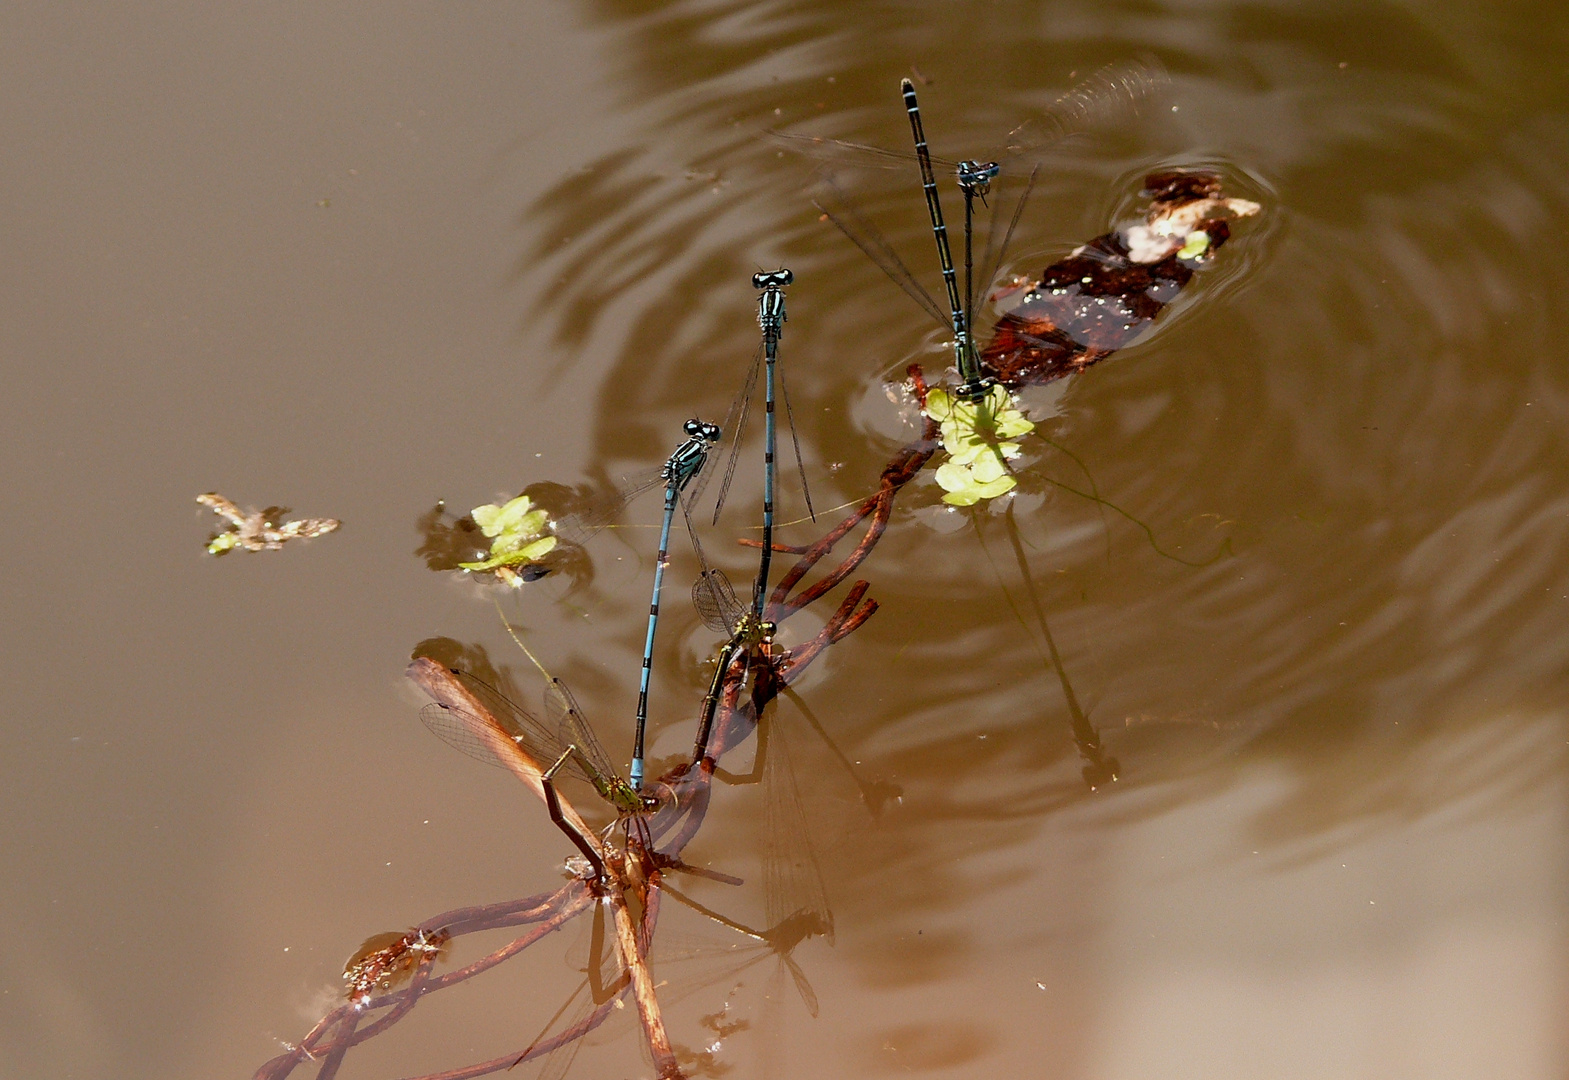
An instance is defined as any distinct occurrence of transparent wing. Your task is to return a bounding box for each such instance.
[1001,59,1167,159]
[812,176,948,330]
[772,60,1166,179]
[765,128,966,172]
[530,978,590,1080]
[780,952,820,1019]
[692,569,745,634]
[553,468,668,547]
[419,670,587,785]
[976,162,1040,316]
[522,903,629,1079]
[516,970,632,1080]
[697,340,763,524]
[775,360,815,521]
[762,704,832,942]
[419,702,518,770]
[543,678,623,788]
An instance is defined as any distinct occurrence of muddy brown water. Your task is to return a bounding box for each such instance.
[2,3,1566,1078]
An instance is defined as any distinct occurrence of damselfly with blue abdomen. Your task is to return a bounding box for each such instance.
[629,418,722,792]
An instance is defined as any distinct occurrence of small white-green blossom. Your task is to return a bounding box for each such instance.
[458,494,557,581]
[922,384,1034,506]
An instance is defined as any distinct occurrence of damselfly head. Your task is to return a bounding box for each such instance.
[693,420,722,443]
[956,159,1000,197]
[752,268,793,289]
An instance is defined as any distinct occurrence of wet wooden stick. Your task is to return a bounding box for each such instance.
[611,883,681,1078]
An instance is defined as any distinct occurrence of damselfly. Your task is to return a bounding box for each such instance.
[781,62,1164,400]
[688,566,776,769]
[420,668,657,882]
[629,418,723,792]
[701,270,815,619]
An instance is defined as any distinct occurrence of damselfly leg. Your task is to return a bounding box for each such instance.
[419,667,658,881]
[542,748,607,884]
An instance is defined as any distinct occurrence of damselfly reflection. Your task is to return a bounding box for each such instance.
[654,692,843,1034]
[512,899,632,1080]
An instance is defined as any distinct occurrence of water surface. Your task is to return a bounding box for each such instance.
[1,2,1565,1078]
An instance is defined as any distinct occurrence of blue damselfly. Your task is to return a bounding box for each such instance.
[630,418,723,791]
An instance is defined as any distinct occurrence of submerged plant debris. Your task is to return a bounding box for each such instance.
[980,168,1260,387]
[341,927,451,1005]
[195,493,339,555]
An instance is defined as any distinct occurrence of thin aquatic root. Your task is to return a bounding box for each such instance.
[421,885,594,993]
[735,538,813,555]
[347,944,444,1046]
[253,885,596,1080]
[394,880,664,1080]
[767,385,939,618]
[308,1011,357,1080]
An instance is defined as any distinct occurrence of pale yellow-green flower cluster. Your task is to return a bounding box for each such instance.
[458,494,557,585]
[922,384,1035,507]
